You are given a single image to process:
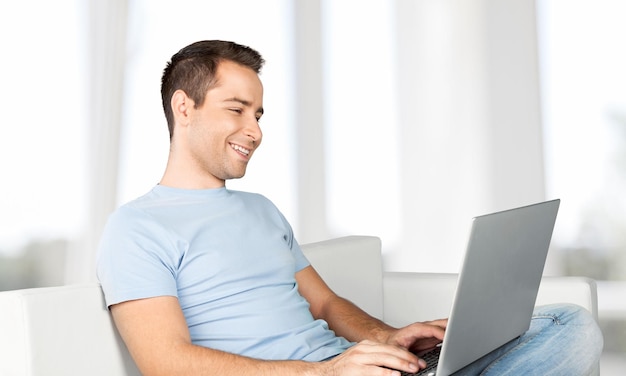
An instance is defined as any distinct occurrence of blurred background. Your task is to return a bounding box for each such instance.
[0,0,624,373]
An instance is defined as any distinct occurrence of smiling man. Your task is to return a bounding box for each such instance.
[96,40,602,376]
[97,40,444,375]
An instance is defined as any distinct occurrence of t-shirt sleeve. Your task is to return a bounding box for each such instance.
[289,237,310,272]
[273,207,310,272]
[96,205,180,307]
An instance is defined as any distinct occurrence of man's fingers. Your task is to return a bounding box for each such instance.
[332,340,423,374]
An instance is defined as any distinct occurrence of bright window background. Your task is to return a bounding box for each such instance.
[322,0,402,249]
[537,1,626,368]
[539,0,626,266]
[0,0,86,250]
[0,0,86,288]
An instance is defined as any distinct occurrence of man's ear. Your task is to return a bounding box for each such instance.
[171,89,193,128]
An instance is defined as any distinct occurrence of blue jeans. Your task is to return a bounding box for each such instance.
[452,303,604,375]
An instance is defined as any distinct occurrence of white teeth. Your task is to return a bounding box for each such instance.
[231,144,250,155]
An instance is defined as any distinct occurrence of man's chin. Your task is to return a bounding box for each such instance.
[224,169,247,181]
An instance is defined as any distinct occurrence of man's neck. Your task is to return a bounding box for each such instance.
[160,157,226,190]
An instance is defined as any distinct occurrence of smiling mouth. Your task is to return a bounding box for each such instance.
[230,143,251,156]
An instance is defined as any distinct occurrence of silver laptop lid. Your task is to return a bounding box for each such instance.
[437,199,560,376]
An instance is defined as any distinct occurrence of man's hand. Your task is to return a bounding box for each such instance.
[385,319,448,355]
[322,340,426,376]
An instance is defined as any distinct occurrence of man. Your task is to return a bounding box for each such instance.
[97,40,602,375]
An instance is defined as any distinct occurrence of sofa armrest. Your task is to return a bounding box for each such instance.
[382,272,599,328]
[0,283,140,376]
[535,276,599,320]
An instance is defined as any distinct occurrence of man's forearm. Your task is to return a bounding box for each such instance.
[317,295,395,344]
[138,341,323,376]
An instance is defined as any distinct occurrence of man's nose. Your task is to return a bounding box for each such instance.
[245,118,262,146]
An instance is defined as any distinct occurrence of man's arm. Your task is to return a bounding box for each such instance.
[111,295,421,376]
[296,266,447,353]
[295,265,394,342]
[111,296,317,375]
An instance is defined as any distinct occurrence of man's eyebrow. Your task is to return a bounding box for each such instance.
[224,97,264,115]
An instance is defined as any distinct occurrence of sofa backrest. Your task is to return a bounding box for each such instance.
[0,236,384,376]
[301,235,384,319]
[0,284,140,376]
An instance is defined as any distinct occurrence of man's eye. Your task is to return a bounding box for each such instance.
[230,108,243,114]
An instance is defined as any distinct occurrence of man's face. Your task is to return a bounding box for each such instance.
[184,60,264,186]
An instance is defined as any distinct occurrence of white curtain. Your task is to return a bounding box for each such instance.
[322,0,546,272]
[65,0,129,283]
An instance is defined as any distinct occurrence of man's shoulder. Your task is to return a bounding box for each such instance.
[106,187,165,224]
[228,189,274,205]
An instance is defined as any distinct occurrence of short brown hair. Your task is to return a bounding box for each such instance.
[161,40,265,139]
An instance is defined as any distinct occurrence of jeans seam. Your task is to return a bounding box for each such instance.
[532,314,562,325]
[479,315,561,375]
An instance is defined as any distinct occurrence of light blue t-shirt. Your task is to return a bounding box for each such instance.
[96,185,352,361]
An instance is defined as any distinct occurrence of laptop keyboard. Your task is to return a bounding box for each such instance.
[397,346,441,376]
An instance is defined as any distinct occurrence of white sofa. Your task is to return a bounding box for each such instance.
[0,236,599,375]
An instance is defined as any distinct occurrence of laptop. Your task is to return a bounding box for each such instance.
[409,199,561,376]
